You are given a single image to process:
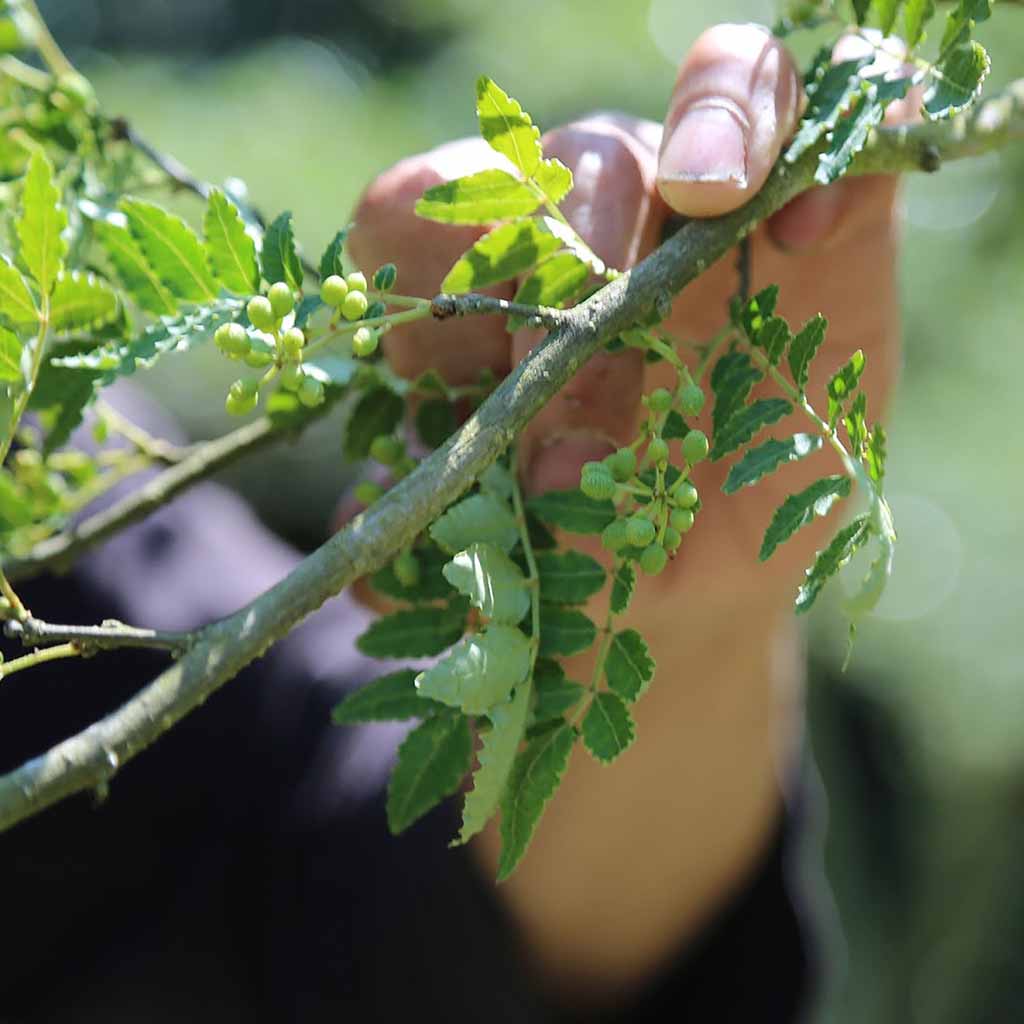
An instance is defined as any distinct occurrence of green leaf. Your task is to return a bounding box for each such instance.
[605,629,655,704]
[866,424,887,486]
[759,317,791,366]
[923,41,991,121]
[711,351,761,438]
[582,692,635,764]
[28,357,99,453]
[430,493,520,555]
[853,0,872,23]
[343,385,404,461]
[261,210,304,291]
[371,544,454,603]
[872,0,902,35]
[536,550,606,605]
[386,712,474,834]
[442,542,530,624]
[121,198,217,302]
[508,252,588,330]
[92,220,177,316]
[331,669,443,724]
[441,220,560,294]
[415,397,456,449]
[49,271,118,332]
[827,349,866,424]
[0,327,22,382]
[538,606,596,658]
[204,189,260,294]
[532,659,585,722]
[455,678,532,845]
[17,150,67,296]
[319,228,348,280]
[0,17,23,53]
[0,468,33,531]
[610,562,635,615]
[0,255,37,326]
[722,434,823,495]
[415,169,542,225]
[662,410,690,441]
[939,0,991,53]
[905,0,936,47]
[532,159,573,204]
[475,76,543,177]
[759,475,852,561]
[788,314,827,393]
[526,489,615,534]
[786,58,872,164]
[355,604,466,659]
[796,515,873,614]
[497,722,575,880]
[735,284,779,339]
[416,625,532,714]
[710,398,792,462]
[844,392,868,455]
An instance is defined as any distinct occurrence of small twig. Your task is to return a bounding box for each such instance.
[4,617,190,655]
[735,237,752,306]
[0,642,80,682]
[94,401,190,464]
[430,293,568,328]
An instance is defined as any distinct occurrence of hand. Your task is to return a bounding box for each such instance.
[348,22,906,1001]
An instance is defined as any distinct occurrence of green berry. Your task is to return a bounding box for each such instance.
[679,383,706,418]
[342,291,369,322]
[682,429,709,465]
[225,378,259,416]
[670,507,695,533]
[580,467,616,501]
[605,448,637,483]
[647,437,670,465]
[601,518,629,553]
[320,274,348,307]
[673,481,699,510]
[393,550,420,588]
[646,388,673,413]
[625,515,656,549]
[373,263,397,291]
[663,526,682,552]
[346,271,368,294]
[247,295,277,332]
[244,348,274,368]
[352,326,379,357]
[640,543,668,576]
[279,364,305,392]
[268,281,295,318]
[298,376,325,408]
[369,434,404,466]
[354,481,384,506]
[215,322,250,357]
[281,327,305,360]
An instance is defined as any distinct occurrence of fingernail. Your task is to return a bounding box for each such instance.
[527,434,615,497]
[658,102,749,188]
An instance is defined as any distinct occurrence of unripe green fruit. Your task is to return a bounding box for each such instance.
[342,291,369,322]
[352,325,379,357]
[682,429,709,465]
[320,274,348,306]
[244,349,274,368]
[298,376,325,408]
[370,434,404,466]
[346,271,368,293]
[679,383,706,418]
[393,550,420,588]
[355,481,384,505]
[580,467,616,501]
[215,322,249,357]
[670,507,695,533]
[647,437,669,465]
[279,364,305,392]
[625,515,656,549]
[673,481,699,509]
[601,518,629,553]
[605,448,637,483]
[646,388,673,413]
[226,378,259,416]
[640,543,668,576]
[663,526,682,552]
[281,327,305,359]
[247,295,277,332]
[268,281,295,318]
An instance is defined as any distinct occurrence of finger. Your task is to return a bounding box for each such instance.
[347,138,513,385]
[656,23,802,218]
[513,117,665,494]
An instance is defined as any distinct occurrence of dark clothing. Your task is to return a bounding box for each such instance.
[0,476,825,1022]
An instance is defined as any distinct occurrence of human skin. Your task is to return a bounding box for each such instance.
[349,22,905,1009]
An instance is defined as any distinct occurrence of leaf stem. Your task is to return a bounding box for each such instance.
[0,642,79,681]
[19,0,76,78]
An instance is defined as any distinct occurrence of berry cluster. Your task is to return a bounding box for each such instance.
[581,377,710,577]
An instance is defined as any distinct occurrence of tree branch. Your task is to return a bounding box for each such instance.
[0,82,1021,833]
[3,617,191,655]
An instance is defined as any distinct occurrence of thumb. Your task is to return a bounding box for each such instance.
[656,23,803,218]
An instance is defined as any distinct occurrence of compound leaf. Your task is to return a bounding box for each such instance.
[386,712,474,834]
[416,169,541,224]
[582,692,635,764]
[786,58,872,164]
[710,398,792,462]
[905,0,936,47]
[356,604,466,659]
[526,489,615,534]
[331,669,443,724]
[442,220,560,294]
[760,475,852,561]
[430,493,520,555]
[92,219,177,316]
[939,0,992,53]
[17,150,66,296]
[204,189,260,294]
[536,550,606,605]
[442,542,530,624]
[605,629,655,703]
[371,544,453,603]
[722,434,823,494]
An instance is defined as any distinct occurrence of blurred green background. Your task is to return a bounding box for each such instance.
[39,0,1024,1019]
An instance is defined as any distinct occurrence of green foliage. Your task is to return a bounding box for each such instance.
[0,256,38,327]
[331,669,444,724]
[610,562,636,615]
[537,606,597,657]
[788,314,827,394]
[526,489,615,534]
[442,542,530,624]
[722,434,823,494]
[49,272,118,332]
[319,228,348,281]
[827,348,866,425]
[509,253,589,330]
[204,189,260,294]
[709,398,792,461]
[711,351,761,438]
[17,151,66,297]
[582,692,635,764]
[91,220,177,316]
[532,660,585,722]
[430,493,520,554]
[387,712,474,835]
[796,515,873,614]
[355,603,467,658]
[260,210,304,291]
[441,220,561,293]
[343,386,404,461]
[475,76,543,177]
[416,169,542,224]
[535,550,606,605]
[924,41,991,120]
[605,629,655,703]
[0,328,22,383]
[760,475,852,561]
